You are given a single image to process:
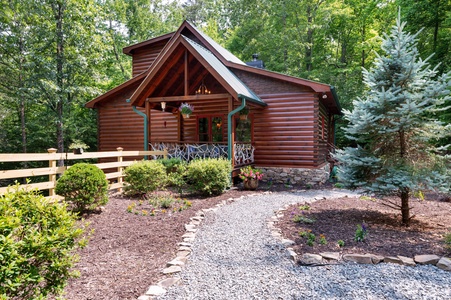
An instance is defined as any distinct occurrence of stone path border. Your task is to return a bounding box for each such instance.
[137,191,451,300]
[137,192,265,300]
[269,204,451,272]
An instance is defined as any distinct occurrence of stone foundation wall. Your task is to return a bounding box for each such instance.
[259,164,330,186]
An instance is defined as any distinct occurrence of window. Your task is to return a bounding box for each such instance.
[197,116,224,142]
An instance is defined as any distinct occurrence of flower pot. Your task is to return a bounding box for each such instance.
[239,114,248,120]
[182,113,190,119]
[243,178,259,190]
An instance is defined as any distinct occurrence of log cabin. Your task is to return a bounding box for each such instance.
[86,21,342,185]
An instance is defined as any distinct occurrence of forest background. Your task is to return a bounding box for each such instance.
[0,0,450,158]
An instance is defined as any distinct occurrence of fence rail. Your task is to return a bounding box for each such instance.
[0,147,167,198]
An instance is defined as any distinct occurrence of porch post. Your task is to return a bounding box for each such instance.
[227,97,246,167]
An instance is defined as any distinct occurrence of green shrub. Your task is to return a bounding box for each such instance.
[186,158,232,196]
[159,158,188,191]
[55,163,109,212]
[0,185,86,299]
[123,160,168,196]
[445,231,451,251]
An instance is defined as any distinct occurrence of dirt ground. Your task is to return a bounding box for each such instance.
[60,185,451,299]
[277,193,451,258]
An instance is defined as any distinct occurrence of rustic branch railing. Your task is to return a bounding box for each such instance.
[0,147,167,198]
[149,142,254,167]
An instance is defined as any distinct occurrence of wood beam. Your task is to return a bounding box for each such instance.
[184,50,188,96]
[146,93,231,103]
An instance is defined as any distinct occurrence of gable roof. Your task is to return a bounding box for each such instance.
[129,33,265,107]
[87,20,341,114]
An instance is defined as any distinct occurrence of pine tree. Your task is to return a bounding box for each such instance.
[335,11,451,226]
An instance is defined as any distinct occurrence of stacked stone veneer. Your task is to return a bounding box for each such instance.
[259,164,330,186]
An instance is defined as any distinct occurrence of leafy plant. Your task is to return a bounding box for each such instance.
[0,185,86,299]
[55,163,108,212]
[186,158,232,196]
[444,231,451,251]
[319,234,327,245]
[123,160,168,196]
[239,165,264,181]
[159,158,187,194]
[293,214,316,224]
[354,223,368,242]
[306,233,316,246]
[68,139,89,150]
[298,204,310,211]
[179,102,194,115]
[239,106,249,115]
[337,240,345,247]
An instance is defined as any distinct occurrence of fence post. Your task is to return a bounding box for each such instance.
[163,148,168,159]
[117,147,124,192]
[47,148,57,196]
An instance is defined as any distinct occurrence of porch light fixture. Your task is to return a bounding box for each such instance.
[161,101,166,111]
[322,92,327,99]
[195,80,211,95]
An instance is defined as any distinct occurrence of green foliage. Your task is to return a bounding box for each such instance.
[335,12,451,225]
[55,163,109,212]
[337,239,345,247]
[293,215,316,224]
[354,223,368,242]
[444,231,451,251]
[186,158,232,196]
[123,160,168,196]
[0,185,85,299]
[159,158,188,193]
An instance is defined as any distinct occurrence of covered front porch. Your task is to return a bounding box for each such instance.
[150,141,254,168]
[126,31,266,172]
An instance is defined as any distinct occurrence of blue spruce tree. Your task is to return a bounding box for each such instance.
[335,12,451,226]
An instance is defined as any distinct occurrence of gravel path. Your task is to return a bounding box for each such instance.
[157,190,451,300]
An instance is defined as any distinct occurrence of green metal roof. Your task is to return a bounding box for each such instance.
[182,35,266,106]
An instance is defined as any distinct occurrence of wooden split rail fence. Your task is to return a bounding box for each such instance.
[0,147,167,198]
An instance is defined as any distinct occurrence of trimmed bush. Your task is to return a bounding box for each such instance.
[123,160,168,196]
[0,185,86,299]
[445,231,451,251]
[186,158,232,196]
[55,163,109,212]
[159,158,188,192]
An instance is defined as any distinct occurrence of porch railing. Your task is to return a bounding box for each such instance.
[149,142,254,167]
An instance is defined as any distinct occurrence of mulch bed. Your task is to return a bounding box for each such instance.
[61,184,451,299]
[61,188,263,300]
[276,193,451,258]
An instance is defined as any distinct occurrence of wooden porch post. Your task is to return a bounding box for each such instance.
[145,100,151,147]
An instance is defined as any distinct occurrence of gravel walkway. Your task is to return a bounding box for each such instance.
[157,190,451,300]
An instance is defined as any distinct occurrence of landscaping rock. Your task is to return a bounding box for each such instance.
[384,256,403,265]
[176,250,191,258]
[158,277,181,288]
[436,257,451,271]
[414,254,440,265]
[162,266,182,274]
[182,232,196,238]
[281,238,295,246]
[319,252,340,261]
[184,224,196,231]
[167,258,186,267]
[299,253,323,265]
[137,295,151,300]
[286,248,297,261]
[370,254,384,264]
[145,285,167,296]
[397,256,416,267]
[343,254,373,264]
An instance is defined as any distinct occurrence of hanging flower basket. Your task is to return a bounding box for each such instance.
[239,106,249,120]
[239,114,248,120]
[179,103,194,119]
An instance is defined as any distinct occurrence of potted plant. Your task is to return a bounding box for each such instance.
[179,103,194,119]
[239,106,249,120]
[239,165,264,190]
[69,140,89,154]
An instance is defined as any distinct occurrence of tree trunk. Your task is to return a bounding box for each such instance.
[401,189,410,226]
[305,5,313,72]
[55,1,65,166]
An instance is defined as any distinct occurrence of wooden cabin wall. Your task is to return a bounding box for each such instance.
[149,110,178,142]
[318,102,331,165]
[233,69,325,168]
[96,87,144,152]
[131,41,166,77]
[253,93,320,168]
